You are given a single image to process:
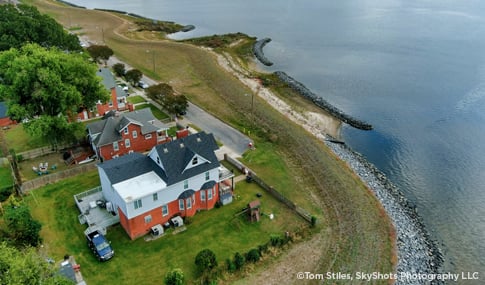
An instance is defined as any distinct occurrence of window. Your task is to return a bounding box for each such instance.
[153,193,158,201]
[113,141,119,151]
[208,189,212,200]
[125,139,131,148]
[134,199,142,209]
[184,180,188,189]
[144,215,152,224]
[109,100,113,107]
[192,156,198,165]
[124,128,128,135]
[201,190,205,201]
[186,197,192,209]
[145,134,152,140]
[162,204,168,216]
[179,199,184,210]
[132,130,138,138]
[156,157,160,164]
[205,171,210,181]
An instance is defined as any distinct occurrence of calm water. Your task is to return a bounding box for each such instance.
[72,0,485,278]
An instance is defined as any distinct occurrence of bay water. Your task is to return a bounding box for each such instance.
[70,0,485,278]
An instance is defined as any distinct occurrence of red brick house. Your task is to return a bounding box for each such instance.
[97,132,235,239]
[0,102,16,127]
[87,108,170,161]
[77,68,129,121]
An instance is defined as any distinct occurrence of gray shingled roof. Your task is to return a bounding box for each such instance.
[97,132,220,187]
[154,132,220,185]
[97,68,116,91]
[0,102,7,119]
[87,108,167,147]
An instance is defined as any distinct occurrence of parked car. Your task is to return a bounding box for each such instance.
[138,81,149,89]
[86,230,114,261]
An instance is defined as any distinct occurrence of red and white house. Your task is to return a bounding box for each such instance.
[87,108,170,161]
[97,132,234,239]
[77,68,130,121]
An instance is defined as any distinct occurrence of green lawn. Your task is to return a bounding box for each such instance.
[0,166,13,188]
[4,125,47,153]
[25,170,305,284]
[18,152,72,181]
[126,95,146,104]
[135,103,170,121]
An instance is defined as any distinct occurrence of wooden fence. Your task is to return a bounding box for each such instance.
[21,163,97,193]
[18,144,69,160]
[224,154,313,223]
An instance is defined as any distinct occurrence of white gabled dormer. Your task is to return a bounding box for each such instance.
[182,153,210,173]
[148,147,165,171]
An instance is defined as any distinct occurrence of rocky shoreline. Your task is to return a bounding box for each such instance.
[275,71,373,130]
[253,38,274,66]
[325,139,444,285]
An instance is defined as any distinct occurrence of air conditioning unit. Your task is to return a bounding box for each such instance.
[151,224,164,236]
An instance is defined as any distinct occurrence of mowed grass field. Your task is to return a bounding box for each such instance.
[25,0,396,283]
[25,170,306,284]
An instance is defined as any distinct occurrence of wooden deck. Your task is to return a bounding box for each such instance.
[74,187,120,235]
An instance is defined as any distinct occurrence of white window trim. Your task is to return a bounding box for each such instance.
[179,199,184,210]
[145,134,152,140]
[162,204,169,216]
[125,138,131,148]
[144,215,152,224]
[186,197,192,209]
[201,190,205,201]
[123,128,128,135]
[134,199,142,210]
[208,189,212,200]
[113,141,119,151]
[132,130,138,138]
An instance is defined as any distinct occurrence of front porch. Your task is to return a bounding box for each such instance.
[74,186,120,235]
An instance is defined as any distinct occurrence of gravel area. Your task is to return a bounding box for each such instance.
[325,139,444,285]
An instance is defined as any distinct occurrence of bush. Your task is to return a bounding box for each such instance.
[233,252,245,270]
[195,249,218,274]
[258,243,268,254]
[225,258,235,272]
[311,215,317,227]
[270,234,284,247]
[245,248,260,263]
[164,268,185,285]
[0,186,13,202]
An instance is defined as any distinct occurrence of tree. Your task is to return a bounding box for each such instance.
[3,203,42,247]
[164,268,186,285]
[0,4,81,51]
[86,45,114,64]
[161,93,189,115]
[194,249,218,273]
[146,83,174,100]
[0,243,73,285]
[125,69,143,86]
[0,43,108,146]
[112,63,126,77]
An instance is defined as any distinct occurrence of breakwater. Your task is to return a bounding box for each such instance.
[275,71,373,130]
[325,139,443,285]
[253,38,274,66]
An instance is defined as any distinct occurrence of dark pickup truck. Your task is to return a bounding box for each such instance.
[86,230,114,261]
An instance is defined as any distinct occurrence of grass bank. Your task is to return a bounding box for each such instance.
[24,0,395,283]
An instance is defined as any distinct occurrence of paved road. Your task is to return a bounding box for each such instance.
[183,103,251,157]
[106,56,251,157]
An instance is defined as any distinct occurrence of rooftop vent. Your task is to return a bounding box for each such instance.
[180,143,185,148]
[196,137,202,142]
[163,148,168,153]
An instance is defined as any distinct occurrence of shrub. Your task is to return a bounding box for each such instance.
[258,243,268,254]
[233,252,245,270]
[225,258,235,272]
[245,248,260,263]
[164,268,185,285]
[311,215,317,227]
[195,249,218,274]
[270,234,284,247]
